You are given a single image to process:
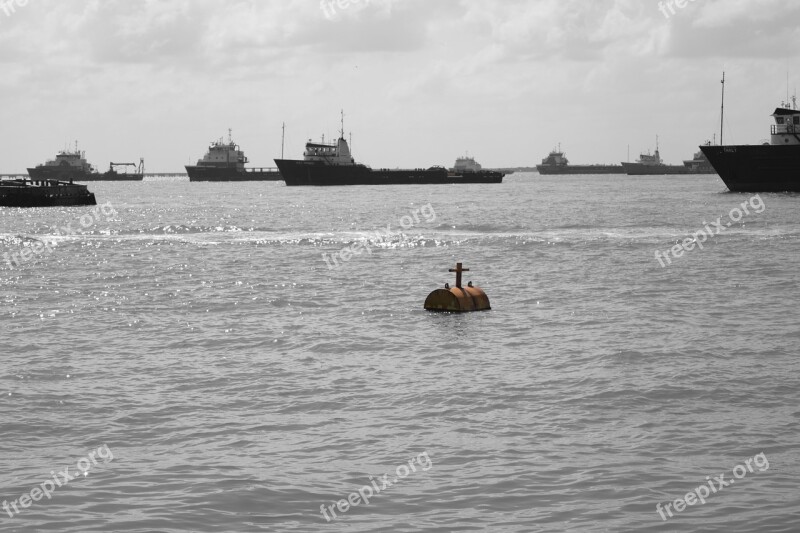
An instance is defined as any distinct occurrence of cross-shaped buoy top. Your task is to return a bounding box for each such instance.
[449,262,470,289]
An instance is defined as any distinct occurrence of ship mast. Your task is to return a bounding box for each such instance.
[720,72,725,146]
[281,122,285,159]
[340,109,345,139]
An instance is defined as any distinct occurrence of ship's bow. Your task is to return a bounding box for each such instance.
[701,144,800,192]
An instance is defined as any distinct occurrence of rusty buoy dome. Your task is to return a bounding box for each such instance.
[424,263,491,313]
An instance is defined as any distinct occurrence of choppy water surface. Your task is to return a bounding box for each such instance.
[1,174,799,532]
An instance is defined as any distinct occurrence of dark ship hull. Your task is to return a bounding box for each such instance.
[621,162,693,175]
[1,179,96,208]
[700,144,800,192]
[275,160,504,186]
[537,164,623,175]
[84,172,143,181]
[27,167,143,181]
[621,158,716,175]
[185,166,282,182]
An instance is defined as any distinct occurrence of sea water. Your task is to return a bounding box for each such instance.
[1,173,799,532]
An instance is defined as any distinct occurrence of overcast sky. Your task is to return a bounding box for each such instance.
[1,0,799,172]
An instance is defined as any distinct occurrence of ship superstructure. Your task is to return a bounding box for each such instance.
[453,156,482,173]
[275,115,504,186]
[28,142,144,181]
[185,129,281,182]
[621,137,694,175]
[28,143,98,181]
[536,145,622,175]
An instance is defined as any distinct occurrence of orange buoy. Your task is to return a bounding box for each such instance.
[424,263,491,313]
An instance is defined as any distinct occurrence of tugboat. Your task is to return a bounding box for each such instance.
[185,130,281,182]
[28,143,144,181]
[701,89,800,191]
[100,159,146,181]
[0,178,96,208]
[621,137,691,175]
[536,146,622,174]
[275,114,504,186]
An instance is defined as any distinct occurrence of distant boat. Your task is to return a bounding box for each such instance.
[621,137,713,175]
[185,130,281,182]
[683,144,716,173]
[28,144,144,182]
[536,147,622,174]
[275,114,504,186]
[1,178,96,208]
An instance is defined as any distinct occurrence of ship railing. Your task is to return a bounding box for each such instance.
[771,124,799,135]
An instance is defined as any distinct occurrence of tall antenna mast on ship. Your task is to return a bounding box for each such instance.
[340,109,345,139]
[281,122,285,159]
[720,72,725,146]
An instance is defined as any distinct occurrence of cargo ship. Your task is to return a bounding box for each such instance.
[683,144,716,173]
[536,147,622,174]
[621,138,688,175]
[186,130,281,182]
[701,97,800,191]
[28,144,144,181]
[275,126,504,186]
[1,178,96,208]
[622,138,716,175]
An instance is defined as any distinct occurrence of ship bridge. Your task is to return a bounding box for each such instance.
[541,148,568,167]
[770,106,800,145]
[303,137,354,165]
